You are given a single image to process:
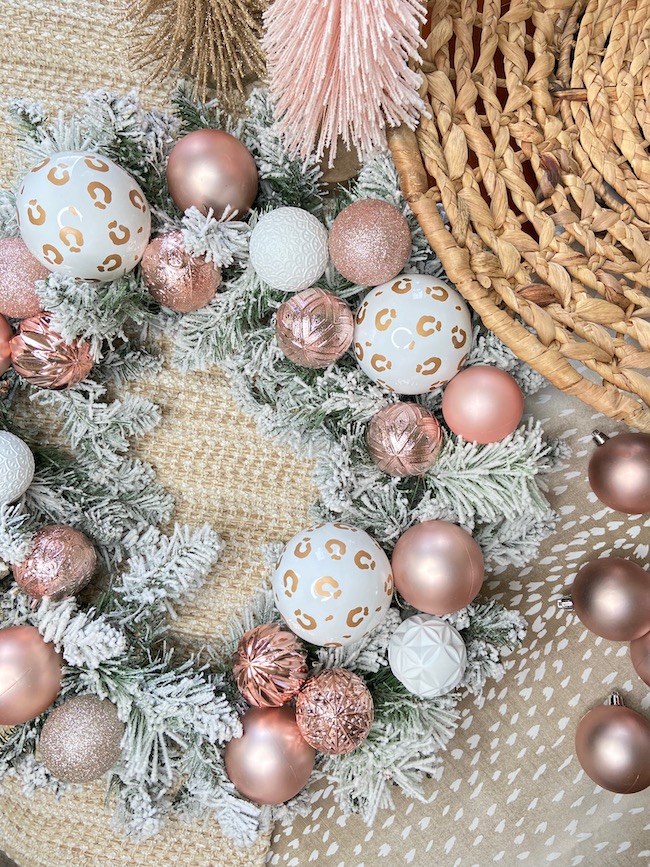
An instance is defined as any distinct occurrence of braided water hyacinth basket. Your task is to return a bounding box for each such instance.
[389,0,650,430]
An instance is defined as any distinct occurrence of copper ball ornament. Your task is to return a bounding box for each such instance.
[391,520,484,615]
[13,524,97,601]
[329,198,412,286]
[232,623,308,707]
[166,129,258,218]
[588,431,650,514]
[0,314,13,376]
[571,557,650,641]
[141,231,222,312]
[367,402,442,476]
[630,631,650,687]
[295,668,374,755]
[275,287,354,368]
[0,625,62,725]
[441,365,524,443]
[0,237,46,320]
[10,315,93,389]
[224,706,315,804]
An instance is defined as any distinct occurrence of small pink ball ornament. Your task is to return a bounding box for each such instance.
[442,365,524,443]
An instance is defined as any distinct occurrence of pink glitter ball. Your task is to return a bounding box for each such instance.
[0,237,47,320]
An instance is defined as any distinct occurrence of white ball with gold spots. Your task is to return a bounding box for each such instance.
[271,522,393,647]
[353,274,472,394]
[16,151,151,283]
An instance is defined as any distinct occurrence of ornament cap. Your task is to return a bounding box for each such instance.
[592,430,610,446]
[608,691,624,707]
[557,596,574,610]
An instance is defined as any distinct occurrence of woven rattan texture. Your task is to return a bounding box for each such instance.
[389,0,650,430]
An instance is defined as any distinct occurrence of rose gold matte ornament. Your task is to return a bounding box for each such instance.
[0,314,13,376]
[13,524,97,601]
[0,237,46,320]
[588,431,650,515]
[571,557,650,641]
[141,231,222,312]
[0,625,62,725]
[441,365,524,443]
[275,287,354,368]
[630,631,650,687]
[391,520,484,615]
[224,706,315,804]
[295,668,374,755]
[232,623,308,707]
[166,129,259,218]
[10,316,93,389]
[367,402,442,476]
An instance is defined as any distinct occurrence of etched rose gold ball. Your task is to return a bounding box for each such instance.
[276,287,354,368]
[10,316,93,389]
[367,402,443,476]
[295,668,374,755]
[13,524,97,601]
[232,623,308,707]
[141,231,222,313]
[0,237,47,320]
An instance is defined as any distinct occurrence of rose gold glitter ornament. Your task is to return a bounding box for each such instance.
[295,668,374,755]
[10,316,93,389]
[276,287,354,367]
[442,365,524,443]
[0,314,13,376]
[13,524,97,601]
[329,198,412,286]
[0,237,47,320]
[367,402,442,476]
[0,625,62,725]
[232,623,308,707]
[141,231,222,313]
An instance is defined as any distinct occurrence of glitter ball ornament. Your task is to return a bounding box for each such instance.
[0,237,46,319]
[630,631,650,687]
[39,695,124,783]
[588,431,650,515]
[329,198,412,286]
[249,207,329,292]
[14,524,97,601]
[272,522,393,647]
[570,556,650,641]
[353,274,472,394]
[232,623,308,707]
[367,402,442,476]
[388,613,467,698]
[275,287,354,367]
[0,314,13,376]
[442,365,524,443]
[295,668,374,755]
[10,316,93,389]
[16,151,151,282]
[0,431,35,504]
[141,231,222,312]
[0,625,62,725]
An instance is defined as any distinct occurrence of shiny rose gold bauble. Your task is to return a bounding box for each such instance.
[10,316,93,389]
[0,314,12,376]
[0,237,46,319]
[575,695,650,794]
[329,199,412,286]
[224,706,315,804]
[392,520,484,615]
[13,524,97,601]
[166,129,259,218]
[630,631,650,687]
[275,287,354,368]
[232,623,308,707]
[588,431,650,514]
[295,668,374,755]
[367,402,442,477]
[0,625,62,725]
[141,231,222,312]
[571,557,650,641]
[441,365,524,443]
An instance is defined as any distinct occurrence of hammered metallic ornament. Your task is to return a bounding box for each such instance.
[232,623,308,707]
[275,287,354,368]
[141,230,222,312]
[366,402,442,476]
[13,524,97,601]
[10,315,93,389]
[295,668,374,754]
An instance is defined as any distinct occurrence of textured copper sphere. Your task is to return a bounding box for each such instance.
[232,623,308,707]
[0,625,62,725]
[166,129,259,218]
[13,524,97,600]
[630,631,650,687]
[367,402,442,476]
[0,237,47,319]
[0,314,12,376]
[571,557,650,641]
[295,668,374,755]
[275,287,354,368]
[441,365,524,443]
[141,231,222,312]
[588,431,650,514]
[10,316,93,389]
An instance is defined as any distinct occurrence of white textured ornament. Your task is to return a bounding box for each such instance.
[353,274,472,394]
[0,431,35,504]
[16,152,151,283]
[272,522,393,646]
[249,207,329,292]
[388,613,467,698]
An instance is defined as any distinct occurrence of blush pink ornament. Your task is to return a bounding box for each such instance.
[568,557,650,641]
[10,316,93,389]
[442,365,524,443]
[366,402,442,477]
[0,237,46,320]
[630,631,650,687]
[295,668,374,755]
[232,623,308,707]
[0,625,62,725]
[275,287,354,367]
[0,314,13,376]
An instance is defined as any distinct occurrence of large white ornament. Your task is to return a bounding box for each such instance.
[388,613,467,698]
[0,431,35,504]
[353,274,472,394]
[272,522,393,646]
[249,207,329,292]
[16,151,151,283]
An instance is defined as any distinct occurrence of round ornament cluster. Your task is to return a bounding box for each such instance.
[0,237,46,319]
[388,614,467,698]
[232,623,308,707]
[0,625,62,725]
[295,668,374,754]
[275,287,354,367]
[141,230,222,312]
[250,207,329,292]
[10,315,93,389]
[367,402,442,476]
[0,431,35,504]
[14,524,97,601]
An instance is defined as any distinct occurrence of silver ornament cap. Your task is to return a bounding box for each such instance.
[388,613,467,698]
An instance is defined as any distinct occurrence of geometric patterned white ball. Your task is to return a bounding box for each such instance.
[249,207,329,293]
[0,431,35,504]
[388,613,467,698]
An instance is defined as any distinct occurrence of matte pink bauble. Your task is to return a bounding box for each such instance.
[0,625,62,725]
[571,557,650,641]
[366,402,442,476]
[588,431,650,515]
[442,365,524,443]
[0,314,12,375]
[391,520,484,615]
[630,631,650,687]
[0,237,47,320]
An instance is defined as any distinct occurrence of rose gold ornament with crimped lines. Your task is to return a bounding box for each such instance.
[10,316,93,389]
[295,668,374,755]
[232,623,308,707]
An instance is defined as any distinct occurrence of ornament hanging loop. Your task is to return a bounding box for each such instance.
[592,430,610,446]
[608,692,624,707]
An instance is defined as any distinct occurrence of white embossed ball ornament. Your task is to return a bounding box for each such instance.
[0,432,35,504]
[249,207,329,292]
[353,274,473,394]
[271,522,393,647]
[16,152,151,283]
[388,613,467,698]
